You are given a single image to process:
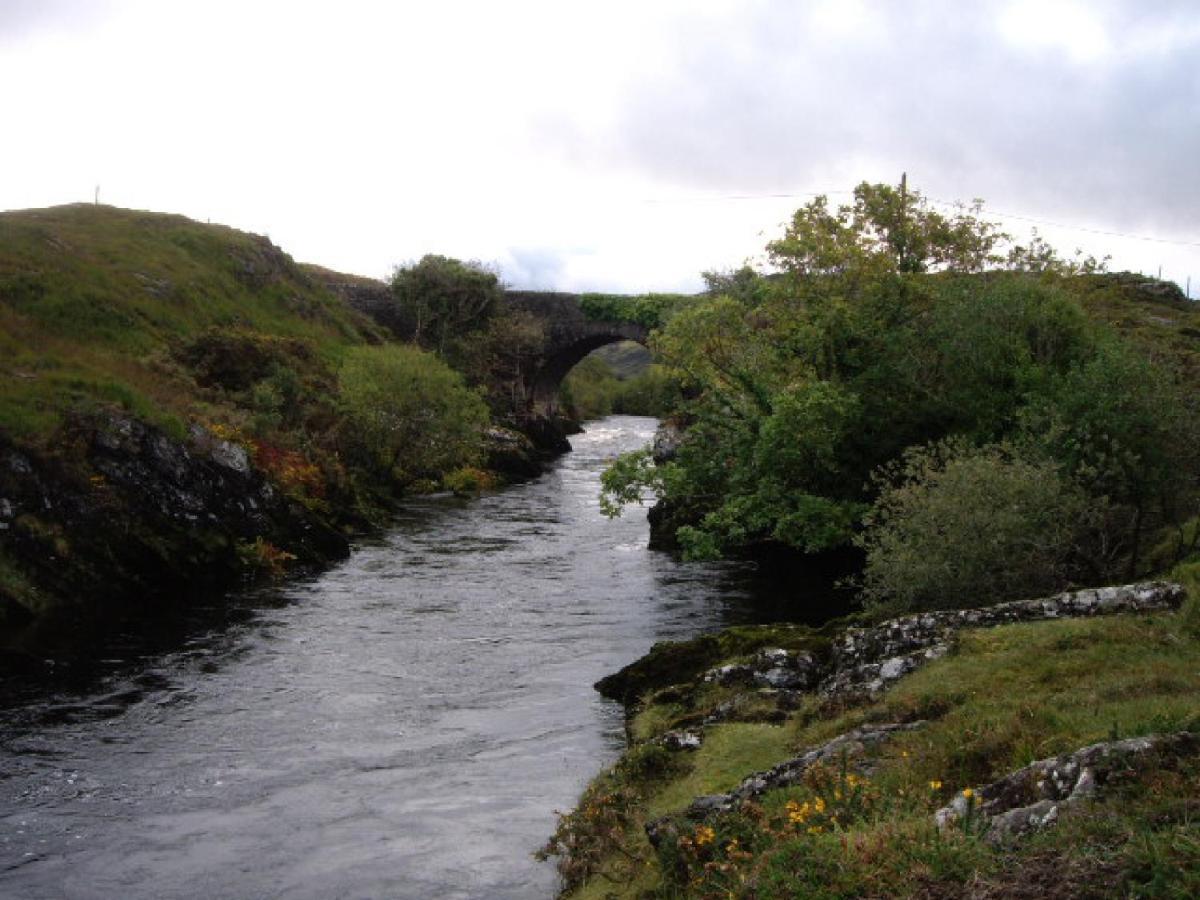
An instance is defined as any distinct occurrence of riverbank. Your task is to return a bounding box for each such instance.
[0,204,555,636]
[0,416,792,900]
[543,577,1200,898]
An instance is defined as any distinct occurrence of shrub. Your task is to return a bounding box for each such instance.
[442,466,496,496]
[857,440,1091,612]
[337,345,488,486]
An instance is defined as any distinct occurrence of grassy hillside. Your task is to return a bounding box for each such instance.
[545,577,1200,898]
[0,205,503,629]
[0,204,381,443]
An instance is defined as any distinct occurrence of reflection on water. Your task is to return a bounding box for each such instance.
[0,416,821,899]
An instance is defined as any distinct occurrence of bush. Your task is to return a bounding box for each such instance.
[337,345,488,486]
[389,255,501,354]
[857,440,1090,612]
[442,466,496,496]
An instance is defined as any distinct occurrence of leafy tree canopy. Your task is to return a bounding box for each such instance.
[390,254,502,354]
[601,178,1198,597]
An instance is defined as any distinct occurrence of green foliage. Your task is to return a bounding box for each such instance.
[441,465,497,496]
[1172,561,1200,638]
[856,440,1091,612]
[602,178,1200,588]
[611,366,681,416]
[450,304,545,417]
[600,448,662,517]
[337,344,488,486]
[578,292,694,330]
[766,181,1007,278]
[900,277,1094,439]
[1006,227,1110,275]
[560,353,620,420]
[389,254,502,354]
[562,348,682,421]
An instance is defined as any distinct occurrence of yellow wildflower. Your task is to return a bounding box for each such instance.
[962,787,975,800]
[929,780,943,790]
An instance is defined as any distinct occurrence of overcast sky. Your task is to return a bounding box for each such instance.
[2,0,1197,293]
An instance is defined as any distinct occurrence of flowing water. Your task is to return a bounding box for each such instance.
[0,416,820,899]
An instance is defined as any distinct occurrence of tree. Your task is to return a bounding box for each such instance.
[765,181,1007,281]
[390,255,502,354]
[602,176,1197,586]
[1018,339,1200,579]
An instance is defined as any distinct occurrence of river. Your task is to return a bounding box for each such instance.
[0,415,811,899]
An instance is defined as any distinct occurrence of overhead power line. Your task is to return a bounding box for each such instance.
[644,189,1199,249]
[923,197,1200,249]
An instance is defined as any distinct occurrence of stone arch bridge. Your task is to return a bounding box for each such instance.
[504,291,649,412]
[323,277,650,418]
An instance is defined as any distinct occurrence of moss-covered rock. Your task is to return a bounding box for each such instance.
[595,624,832,705]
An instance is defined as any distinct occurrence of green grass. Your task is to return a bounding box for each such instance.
[0,204,377,442]
[647,723,798,819]
[551,610,1200,898]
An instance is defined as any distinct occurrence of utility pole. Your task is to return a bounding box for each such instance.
[94,185,99,206]
[897,171,908,270]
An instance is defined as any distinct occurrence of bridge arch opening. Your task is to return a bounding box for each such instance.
[529,332,650,411]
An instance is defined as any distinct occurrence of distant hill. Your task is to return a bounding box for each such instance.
[591,341,653,378]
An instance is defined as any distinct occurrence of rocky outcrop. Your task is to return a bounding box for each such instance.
[651,420,684,464]
[934,731,1200,844]
[483,426,543,479]
[822,582,1185,702]
[595,625,828,705]
[600,583,1184,711]
[0,412,348,622]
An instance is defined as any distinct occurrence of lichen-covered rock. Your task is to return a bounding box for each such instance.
[702,647,820,688]
[934,731,1200,844]
[661,730,703,751]
[820,644,949,701]
[651,420,684,464]
[646,721,924,846]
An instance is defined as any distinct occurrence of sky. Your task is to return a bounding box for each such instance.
[1,0,1197,294]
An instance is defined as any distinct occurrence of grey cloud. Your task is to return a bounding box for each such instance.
[0,0,115,44]
[500,246,571,290]
[569,1,1199,234]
